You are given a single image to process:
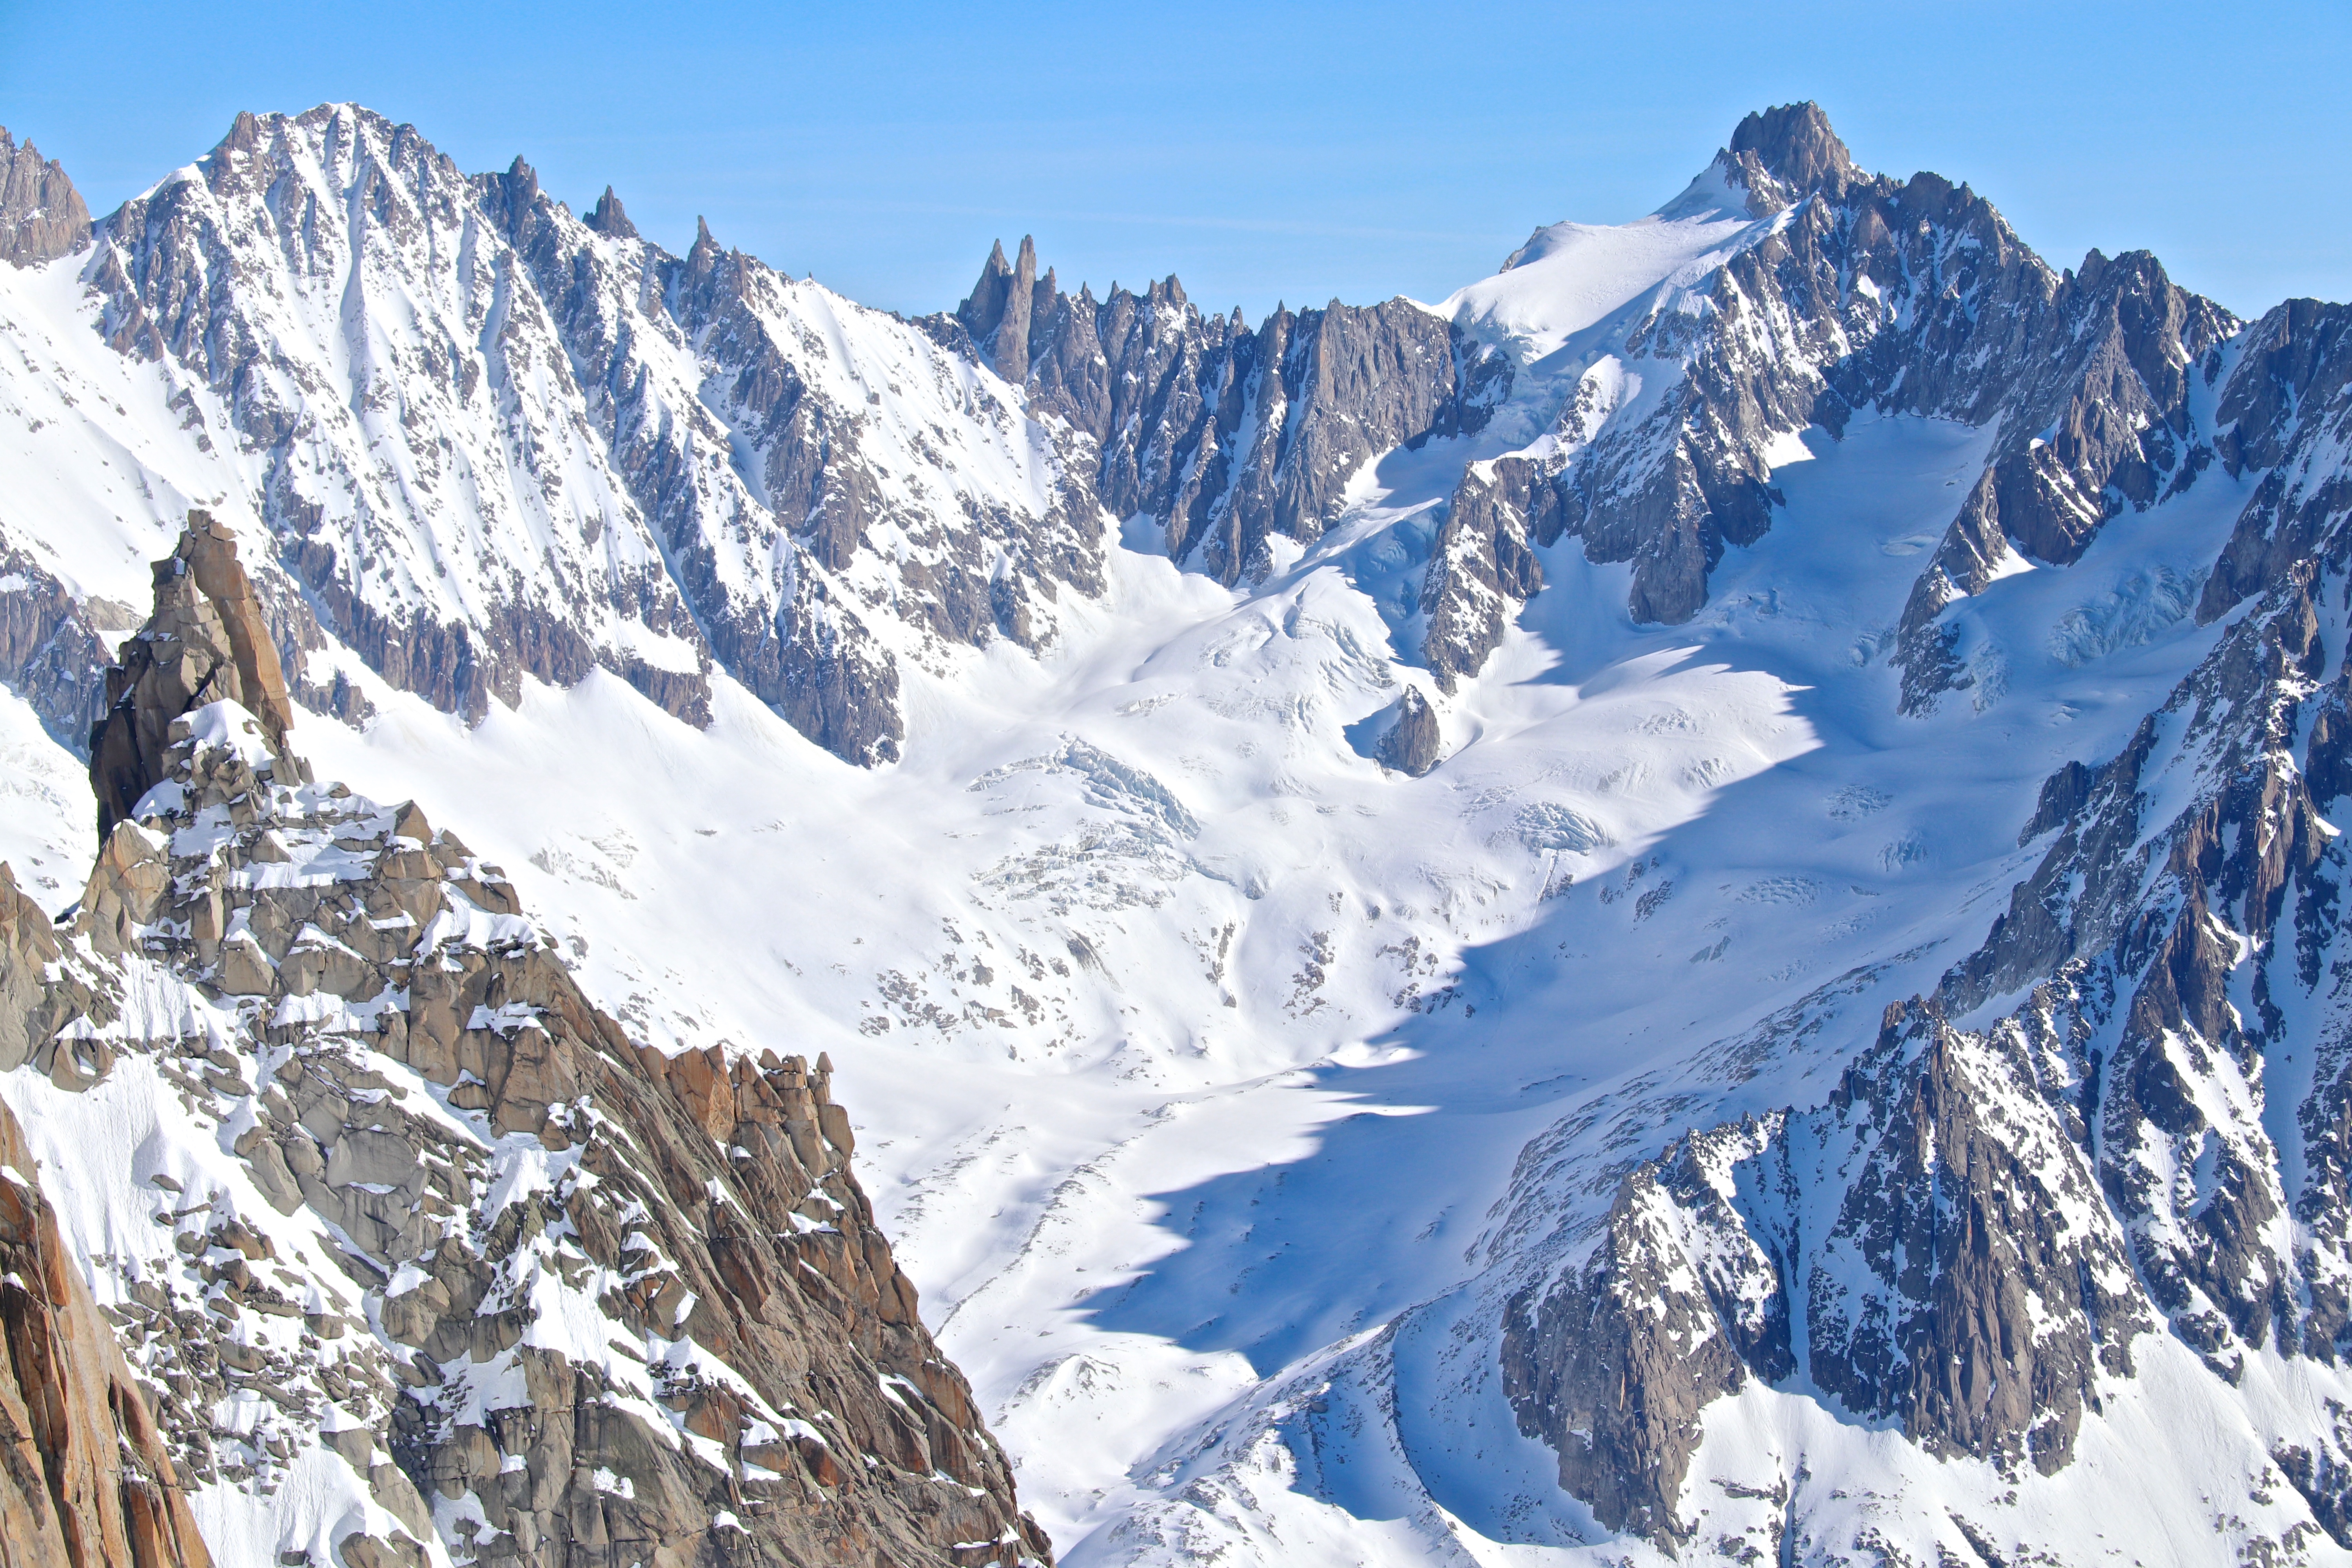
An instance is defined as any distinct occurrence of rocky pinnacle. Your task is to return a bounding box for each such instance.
[0,126,91,266]
[88,513,305,836]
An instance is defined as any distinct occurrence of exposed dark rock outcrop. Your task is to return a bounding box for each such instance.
[1506,998,2145,1539]
[584,185,637,240]
[1421,458,1554,691]
[1942,555,2337,1377]
[946,237,1509,584]
[0,127,91,266]
[1798,1000,2145,1474]
[1375,687,1443,777]
[1891,245,2233,711]
[1503,1121,1780,1548]
[2193,298,2352,628]
[1723,101,1857,214]
[957,236,1049,387]
[0,549,129,755]
[88,515,304,836]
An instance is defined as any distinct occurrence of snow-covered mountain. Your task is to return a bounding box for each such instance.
[5,96,2352,1568]
[64,104,1108,765]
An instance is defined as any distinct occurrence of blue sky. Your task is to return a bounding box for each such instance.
[4,2,2345,322]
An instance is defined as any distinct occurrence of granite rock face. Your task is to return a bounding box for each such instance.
[1890,245,2234,711]
[1419,458,1552,693]
[1938,559,2338,1382]
[0,546,129,755]
[0,126,90,266]
[4,521,1053,1566]
[1504,999,2147,1544]
[2194,297,2352,629]
[1374,687,1442,777]
[1722,101,1856,214]
[946,237,1509,584]
[0,858,210,1568]
[1796,1003,2145,1477]
[1501,1120,1779,1550]
[89,515,303,835]
[479,157,1105,767]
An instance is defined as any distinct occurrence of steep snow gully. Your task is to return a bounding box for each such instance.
[5,100,2352,1565]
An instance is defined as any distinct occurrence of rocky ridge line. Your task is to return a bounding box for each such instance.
[84,109,721,735]
[945,234,1509,584]
[63,105,1116,769]
[0,101,2259,781]
[1417,102,2235,709]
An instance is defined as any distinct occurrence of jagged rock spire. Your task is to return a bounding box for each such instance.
[584,183,637,239]
[480,153,540,238]
[0,125,91,266]
[957,234,1041,383]
[217,110,262,156]
[87,512,303,836]
[1724,100,1856,212]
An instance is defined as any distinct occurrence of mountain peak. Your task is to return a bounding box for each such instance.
[957,233,1044,382]
[585,183,637,239]
[0,124,91,266]
[479,152,540,235]
[219,109,263,156]
[1730,100,1853,194]
[1659,100,1864,220]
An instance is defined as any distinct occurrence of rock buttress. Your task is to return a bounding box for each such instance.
[89,513,303,836]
